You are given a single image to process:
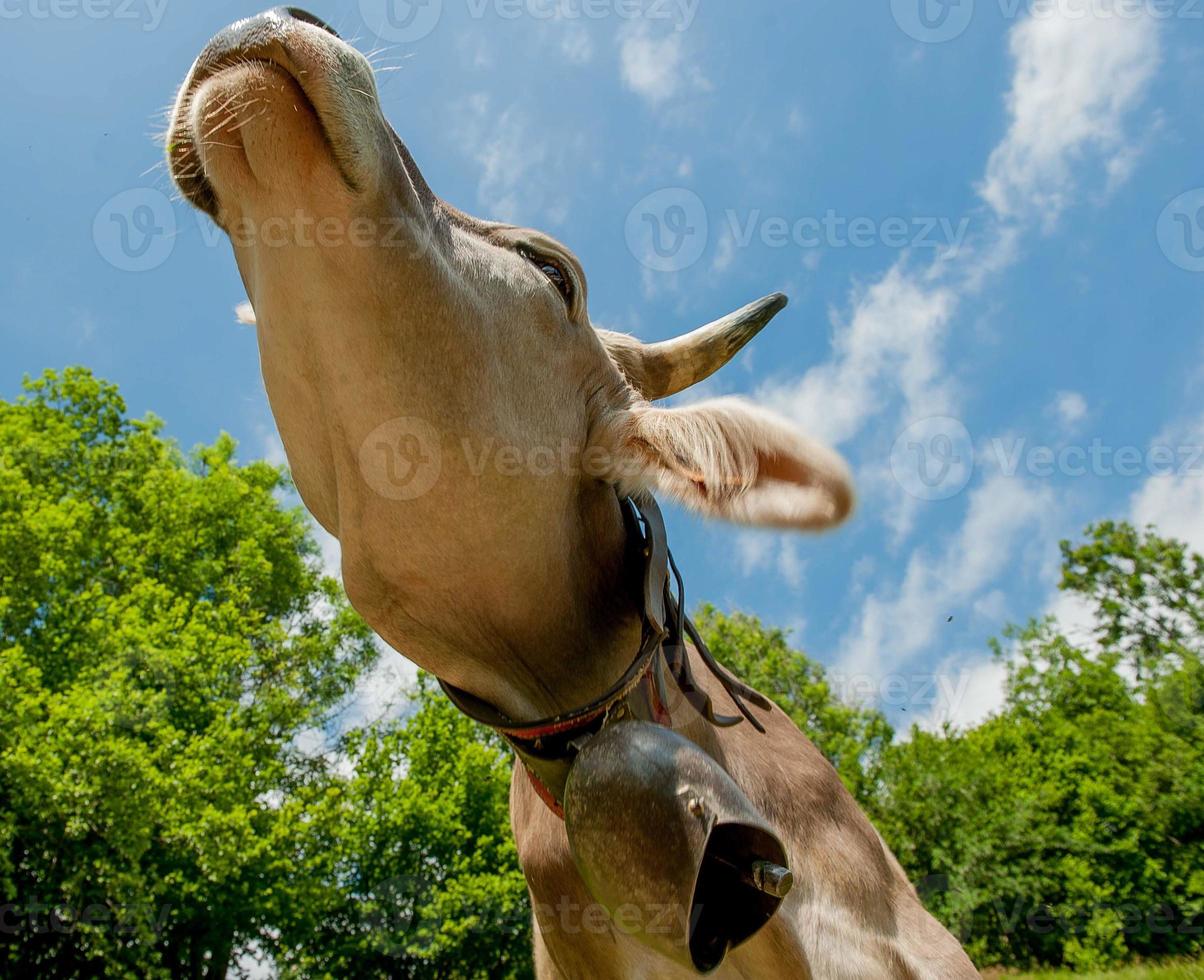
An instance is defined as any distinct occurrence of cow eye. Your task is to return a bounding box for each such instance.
[520,248,574,306]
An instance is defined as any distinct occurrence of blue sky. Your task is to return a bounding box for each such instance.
[3,0,1202,731]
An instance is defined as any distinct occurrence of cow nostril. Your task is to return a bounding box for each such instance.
[281,7,340,38]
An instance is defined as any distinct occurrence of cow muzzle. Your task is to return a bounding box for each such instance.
[564,721,793,974]
[167,7,394,221]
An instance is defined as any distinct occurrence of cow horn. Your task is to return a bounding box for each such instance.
[599,293,788,401]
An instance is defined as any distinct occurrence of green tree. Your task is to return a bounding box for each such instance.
[0,370,527,979]
[695,605,893,805]
[873,523,1204,972]
[0,368,377,976]
[14,369,1200,978]
[269,676,531,980]
[1061,520,1204,688]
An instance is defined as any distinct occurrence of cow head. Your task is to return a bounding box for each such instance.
[167,7,853,717]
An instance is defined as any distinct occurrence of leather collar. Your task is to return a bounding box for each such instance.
[439,494,773,818]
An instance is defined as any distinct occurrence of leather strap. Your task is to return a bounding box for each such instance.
[438,493,773,816]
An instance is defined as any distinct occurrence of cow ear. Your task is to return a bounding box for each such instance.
[606,399,854,531]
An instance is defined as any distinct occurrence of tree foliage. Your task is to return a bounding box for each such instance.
[267,676,531,980]
[873,523,1204,972]
[694,605,893,804]
[0,371,524,979]
[3,370,1201,976]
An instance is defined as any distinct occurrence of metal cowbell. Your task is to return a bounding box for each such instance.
[563,721,793,974]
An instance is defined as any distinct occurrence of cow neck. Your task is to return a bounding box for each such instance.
[438,492,774,818]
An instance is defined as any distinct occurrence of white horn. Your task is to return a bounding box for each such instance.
[599,293,788,401]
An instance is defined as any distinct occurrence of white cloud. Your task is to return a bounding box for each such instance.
[913,655,1009,733]
[456,35,493,70]
[759,264,959,446]
[849,555,876,597]
[618,23,709,106]
[736,532,806,591]
[259,427,288,467]
[233,940,277,980]
[454,95,572,225]
[759,5,1159,456]
[838,474,1056,678]
[1038,412,1204,653]
[1129,412,1204,555]
[711,227,736,274]
[1045,587,1101,649]
[1051,390,1089,428]
[754,1,1161,683]
[1132,476,1204,555]
[339,639,419,730]
[777,540,805,591]
[736,532,772,577]
[311,523,342,582]
[979,1,1160,224]
[559,24,594,64]
[973,588,1008,622]
[72,308,99,342]
[475,105,544,222]
[619,26,681,103]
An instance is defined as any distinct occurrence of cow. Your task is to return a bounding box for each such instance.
[166,8,979,977]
